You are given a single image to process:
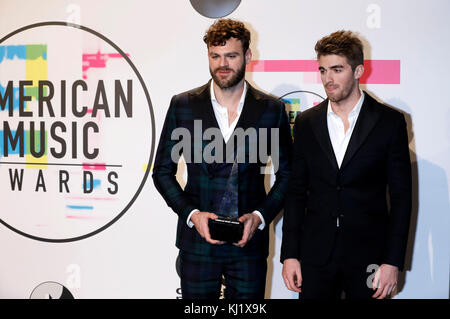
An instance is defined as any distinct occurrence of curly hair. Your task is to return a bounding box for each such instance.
[315,30,364,71]
[203,19,251,53]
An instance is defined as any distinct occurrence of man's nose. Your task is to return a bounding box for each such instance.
[219,56,228,67]
[325,71,333,83]
[320,71,332,86]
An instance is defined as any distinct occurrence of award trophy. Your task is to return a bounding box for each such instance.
[208,159,244,243]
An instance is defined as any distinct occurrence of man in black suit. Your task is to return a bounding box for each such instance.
[153,19,291,299]
[281,30,412,299]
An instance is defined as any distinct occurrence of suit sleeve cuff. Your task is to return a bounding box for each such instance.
[187,209,199,228]
[253,211,265,230]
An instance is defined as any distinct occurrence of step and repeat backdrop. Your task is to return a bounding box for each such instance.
[0,0,449,299]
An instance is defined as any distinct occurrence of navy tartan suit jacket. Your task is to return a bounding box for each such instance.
[152,81,292,258]
[281,92,412,270]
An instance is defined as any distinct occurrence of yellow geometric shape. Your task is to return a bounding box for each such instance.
[26,154,48,169]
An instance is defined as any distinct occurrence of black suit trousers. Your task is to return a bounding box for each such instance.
[300,227,375,300]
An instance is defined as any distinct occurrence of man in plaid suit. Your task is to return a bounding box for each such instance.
[152,19,292,299]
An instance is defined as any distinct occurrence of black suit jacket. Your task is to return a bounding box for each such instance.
[153,81,292,258]
[281,91,412,270]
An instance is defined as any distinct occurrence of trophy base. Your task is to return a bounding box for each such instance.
[208,218,244,243]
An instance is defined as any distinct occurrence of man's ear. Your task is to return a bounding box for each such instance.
[245,48,252,65]
[354,64,364,80]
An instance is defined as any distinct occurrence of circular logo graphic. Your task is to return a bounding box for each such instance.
[279,90,325,132]
[190,0,241,18]
[30,281,74,299]
[0,22,155,242]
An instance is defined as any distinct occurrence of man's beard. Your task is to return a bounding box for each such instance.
[210,62,246,90]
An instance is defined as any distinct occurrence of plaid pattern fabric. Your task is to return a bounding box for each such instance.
[179,251,267,299]
[152,81,292,258]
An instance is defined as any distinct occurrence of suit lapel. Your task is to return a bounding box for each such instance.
[310,100,339,171]
[234,82,267,132]
[340,92,382,170]
[190,80,222,135]
[190,81,223,174]
[232,83,268,171]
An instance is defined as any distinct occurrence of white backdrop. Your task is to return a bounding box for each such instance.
[0,0,449,299]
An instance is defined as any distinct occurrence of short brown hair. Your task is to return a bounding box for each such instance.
[203,19,251,53]
[315,30,364,70]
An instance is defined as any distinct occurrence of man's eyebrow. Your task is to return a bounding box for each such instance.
[318,65,344,71]
[209,51,240,56]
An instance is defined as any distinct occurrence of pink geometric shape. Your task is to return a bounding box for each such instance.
[247,59,400,84]
[247,60,318,72]
[361,60,400,84]
[82,50,130,79]
[303,72,321,84]
[82,163,107,170]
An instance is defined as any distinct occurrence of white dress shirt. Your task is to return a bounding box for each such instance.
[186,81,266,230]
[327,90,364,168]
[210,80,246,143]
